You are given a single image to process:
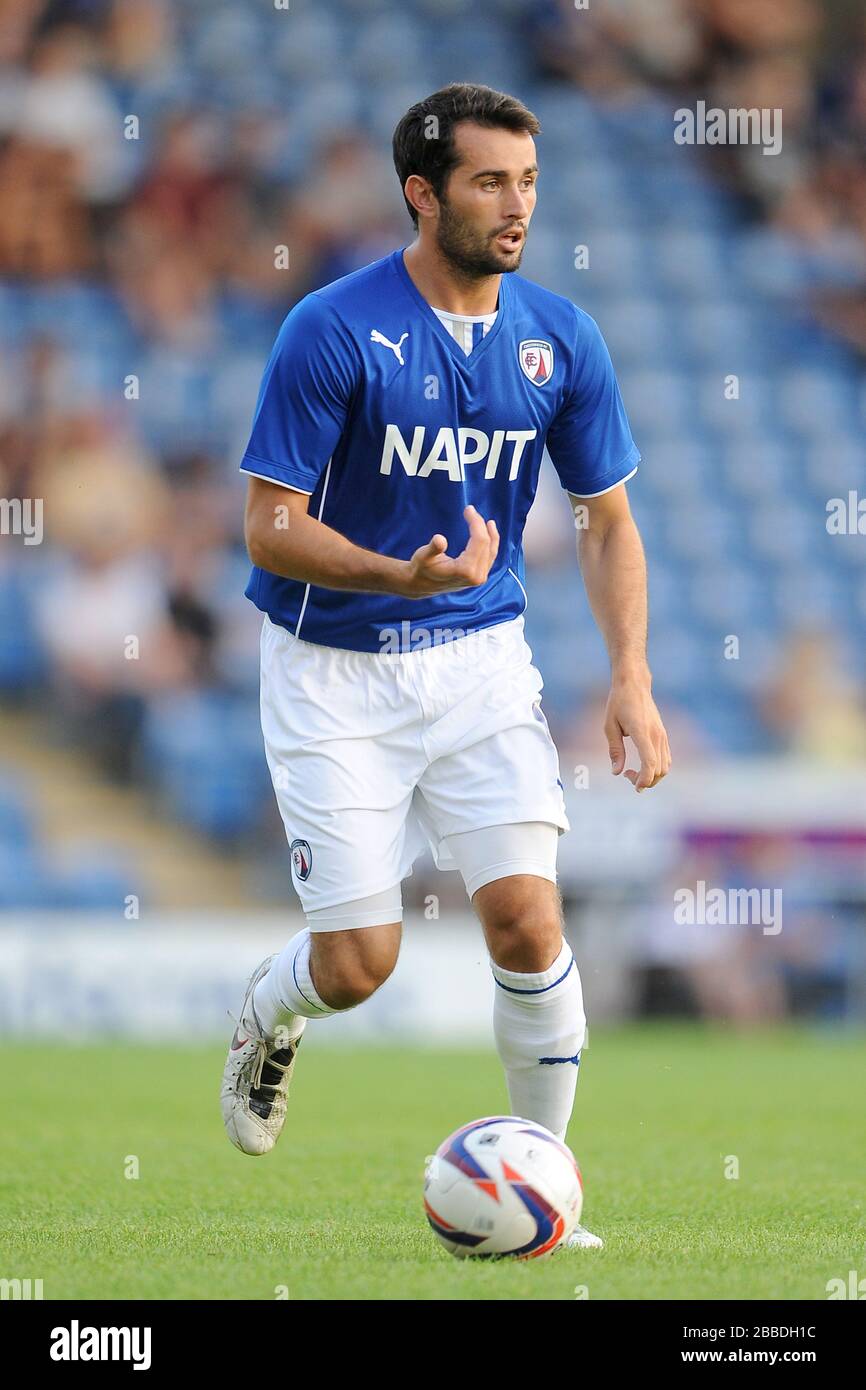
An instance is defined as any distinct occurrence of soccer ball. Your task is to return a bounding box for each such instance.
[424,1115,583,1259]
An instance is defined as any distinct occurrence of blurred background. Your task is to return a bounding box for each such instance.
[1,0,865,1039]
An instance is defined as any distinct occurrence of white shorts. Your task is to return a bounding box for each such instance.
[304,822,561,931]
[259,614,570,922]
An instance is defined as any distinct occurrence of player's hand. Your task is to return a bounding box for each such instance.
[400,505,500,598]
[605,673,671,792]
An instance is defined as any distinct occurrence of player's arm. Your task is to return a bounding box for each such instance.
[569,482,671,791]
[244,478,499,599]
[241,294,498,599]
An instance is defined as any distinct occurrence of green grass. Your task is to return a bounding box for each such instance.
[1,1026,864,1299]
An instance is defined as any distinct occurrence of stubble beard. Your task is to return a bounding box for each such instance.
[434,197,525,281]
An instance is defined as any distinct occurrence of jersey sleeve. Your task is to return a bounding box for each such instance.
[545,306,640,497]
[240,293,358,494]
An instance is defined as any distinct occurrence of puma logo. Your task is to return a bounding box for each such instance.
[370,329,409,366]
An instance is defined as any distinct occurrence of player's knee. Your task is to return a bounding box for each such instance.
[492,921,563,973]
[313,964,391,1010]
[309,925,400,1010]
[482,893,564,971]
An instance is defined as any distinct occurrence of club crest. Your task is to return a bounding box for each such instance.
[290,838,312,880]
[519,339,554,386]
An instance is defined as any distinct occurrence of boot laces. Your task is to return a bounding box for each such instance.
[227,1009,294,1094]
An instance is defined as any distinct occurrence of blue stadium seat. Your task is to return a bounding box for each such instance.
[0,844,64,908]
[141,691,271,842]
[0,775,36,852]
[0,568,46,692]
[271,11,345,79]
[52,850,142,910]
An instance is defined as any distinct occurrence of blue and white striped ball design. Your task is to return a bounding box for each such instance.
[424,1115,583,1260]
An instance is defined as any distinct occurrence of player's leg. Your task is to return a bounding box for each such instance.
[413,622,602,1245]
[222,617,425,1155]
[410,621,582,1139]
[443,822,585,1145]
[443,822,602,1250]
[252,898,403,1031]
[222,895,403,1157]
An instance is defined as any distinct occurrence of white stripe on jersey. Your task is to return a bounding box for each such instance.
[431,307,498,356]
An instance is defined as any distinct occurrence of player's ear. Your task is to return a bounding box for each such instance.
[404,174,437,223]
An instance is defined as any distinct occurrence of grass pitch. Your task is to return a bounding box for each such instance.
[1,1025,863,1300]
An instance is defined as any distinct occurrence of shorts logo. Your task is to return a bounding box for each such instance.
[519,339,554,386]
[290,839,312,880]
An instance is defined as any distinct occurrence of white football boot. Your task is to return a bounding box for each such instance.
[563,1223,604,1250]
[221,954,306,1156]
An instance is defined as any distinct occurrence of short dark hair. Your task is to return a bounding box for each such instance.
[392,82,541,228]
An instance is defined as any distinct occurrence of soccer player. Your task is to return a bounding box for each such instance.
[222,83,670,1251]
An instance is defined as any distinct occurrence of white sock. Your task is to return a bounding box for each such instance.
[491,939,586,1142]
[250,929,341,1042]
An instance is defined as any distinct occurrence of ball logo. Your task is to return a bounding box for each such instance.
[519,339,554,386]
[290,839,312,880]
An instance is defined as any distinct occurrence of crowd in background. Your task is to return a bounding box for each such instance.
[2,0,865,774]
[0,0,864,1021]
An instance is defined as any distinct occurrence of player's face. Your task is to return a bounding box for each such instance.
[436,123,537,278]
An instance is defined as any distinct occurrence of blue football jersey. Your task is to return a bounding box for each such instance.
[240,247,639,652]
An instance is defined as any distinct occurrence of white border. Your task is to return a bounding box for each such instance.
[294,457,333,639]
[566,463,638,500]
[507,566,529,616]
[240,467,313,496]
